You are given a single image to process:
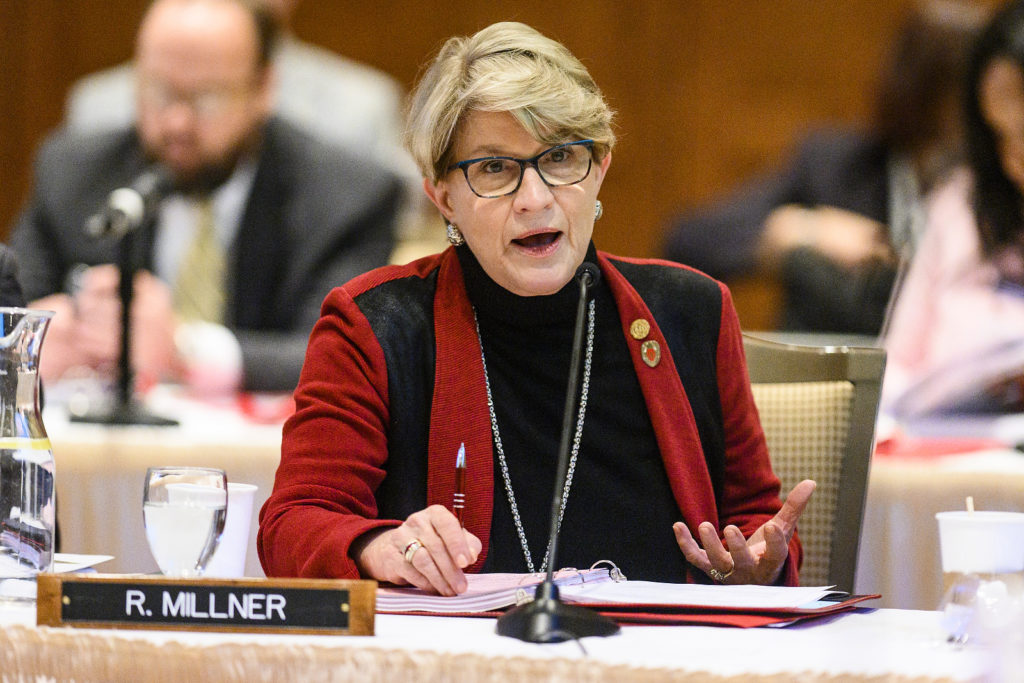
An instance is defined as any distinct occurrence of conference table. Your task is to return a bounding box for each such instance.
[43,386,1024,611]
[17,386,1022,679]
[855,443,1024,610]
[0,600,1004,681]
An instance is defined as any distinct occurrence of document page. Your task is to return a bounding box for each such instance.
[559,581,835,609]
[377,568,614,613]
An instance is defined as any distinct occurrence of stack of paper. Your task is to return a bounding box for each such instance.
[376,571,881,628]
[559,581,835,609]
[377,568,613,613]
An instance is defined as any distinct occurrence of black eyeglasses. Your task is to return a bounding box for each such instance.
[446,140,594,198]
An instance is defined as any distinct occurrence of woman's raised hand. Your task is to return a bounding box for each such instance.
[673,479,816,585]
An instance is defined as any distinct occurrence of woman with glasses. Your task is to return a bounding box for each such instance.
[259,22,814,594]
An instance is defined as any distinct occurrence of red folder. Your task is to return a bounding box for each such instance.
[380,593,881,628]
[579,593,881,627]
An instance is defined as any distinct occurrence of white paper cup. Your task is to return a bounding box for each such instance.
[204,483,258,578]
[936,511,1024,575]
[165,481,226,507]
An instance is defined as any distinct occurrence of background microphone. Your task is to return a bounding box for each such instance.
[72,163,179,428]
[86,165,170,239]
[497,260,619,643]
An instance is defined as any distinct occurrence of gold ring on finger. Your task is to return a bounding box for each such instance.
[403,539,424,564]
[708,566,735,583]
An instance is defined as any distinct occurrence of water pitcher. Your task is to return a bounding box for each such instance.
[0,307,55,595]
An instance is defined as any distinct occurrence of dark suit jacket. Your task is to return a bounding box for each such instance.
[0,244,25,308]
[11,118,402,391]
[663,129,895,334]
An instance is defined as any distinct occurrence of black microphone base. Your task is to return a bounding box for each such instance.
[71,399,179,427]
[496,583,620,643]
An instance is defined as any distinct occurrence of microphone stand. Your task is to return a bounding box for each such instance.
[72,200,177,426]
[496,266,620,643]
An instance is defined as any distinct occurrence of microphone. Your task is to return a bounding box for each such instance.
[576,261,600,289]
[85,165,171,239]
[496,261,620,643]
[71,163,179,428]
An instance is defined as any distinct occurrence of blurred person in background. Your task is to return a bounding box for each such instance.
[66,0,436,261]
[65,0,408,178]
[883,0,1024,417]
[10,0,401,395]
[0,245,25,308]
[663,0,986,334]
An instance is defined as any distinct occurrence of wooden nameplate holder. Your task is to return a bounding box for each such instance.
[36,574,376,635]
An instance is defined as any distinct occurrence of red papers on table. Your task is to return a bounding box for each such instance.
[874,435,1008,459]
[376,571,880,627]
[578,594,881,628]
[558,580,879,627]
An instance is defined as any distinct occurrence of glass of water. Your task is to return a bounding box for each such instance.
[143,467,227,577]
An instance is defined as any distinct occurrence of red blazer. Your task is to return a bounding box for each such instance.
[258,248,800,584]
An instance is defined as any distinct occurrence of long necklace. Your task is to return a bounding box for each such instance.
[473,299,595,573]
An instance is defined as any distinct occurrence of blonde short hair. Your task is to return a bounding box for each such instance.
[405,21,615,182]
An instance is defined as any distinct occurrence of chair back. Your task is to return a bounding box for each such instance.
[742,334,885,592]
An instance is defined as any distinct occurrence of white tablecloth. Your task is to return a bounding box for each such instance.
[855,448,1024,610]
[0,603,1003,682]
[44,388,1024,614]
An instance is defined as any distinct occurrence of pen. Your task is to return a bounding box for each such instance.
[454,442,466,527]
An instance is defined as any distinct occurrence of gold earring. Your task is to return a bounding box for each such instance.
[446,223,465,247]
[594,200,604,221]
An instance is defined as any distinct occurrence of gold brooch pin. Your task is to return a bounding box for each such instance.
[630,318,650,340]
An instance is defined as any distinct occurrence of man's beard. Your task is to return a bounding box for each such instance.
[149,129,262,196]
[170,159,239,196]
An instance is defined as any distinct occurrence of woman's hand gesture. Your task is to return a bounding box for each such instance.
[673,479,816,585]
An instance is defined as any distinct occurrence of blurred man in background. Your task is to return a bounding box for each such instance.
[10,0,401,394]
[0,245,25,308]
[65,0,409,177]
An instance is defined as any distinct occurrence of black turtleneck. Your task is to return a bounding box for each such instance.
[457,245,692,581]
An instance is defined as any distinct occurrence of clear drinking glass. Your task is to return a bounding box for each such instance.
[143,467,227,577]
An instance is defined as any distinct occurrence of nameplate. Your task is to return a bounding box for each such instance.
[36,574,376,635]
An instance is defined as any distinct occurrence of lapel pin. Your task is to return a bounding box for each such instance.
[641,339,661,367]
[630,318,650,340]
